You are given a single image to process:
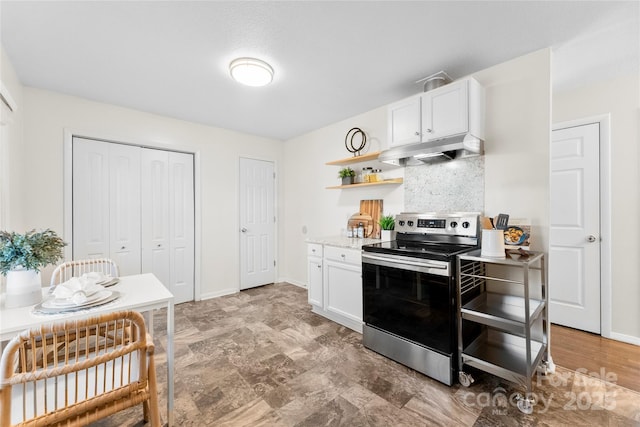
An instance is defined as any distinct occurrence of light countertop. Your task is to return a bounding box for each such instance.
[306,235,381,249]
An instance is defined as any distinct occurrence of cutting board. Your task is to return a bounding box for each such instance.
[347,199,383,238]
[348,213,374,237]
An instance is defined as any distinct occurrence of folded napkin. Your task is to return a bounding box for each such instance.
[53,274,106,305]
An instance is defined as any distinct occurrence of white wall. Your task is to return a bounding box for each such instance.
[473,49,551,254]
[0,45,25,232]
[554,72,640,341]
[17,87,283,298]
[281,107,404,286]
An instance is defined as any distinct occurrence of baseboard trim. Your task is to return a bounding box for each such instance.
[608,331,640,346]
[199,287,238,301]
[279,277,306,288]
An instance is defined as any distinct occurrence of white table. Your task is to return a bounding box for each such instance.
[0,273,175,426]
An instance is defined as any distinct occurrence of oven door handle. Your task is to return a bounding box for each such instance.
[362,253,449,274]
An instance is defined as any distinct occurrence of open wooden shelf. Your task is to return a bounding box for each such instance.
[326,178,403,189]
[325,151,381,166]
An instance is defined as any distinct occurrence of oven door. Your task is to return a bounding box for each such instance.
[362,252,455,355]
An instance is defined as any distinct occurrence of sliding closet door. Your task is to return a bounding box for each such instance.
[141,149,194,303]
[108,144,141,276]
[168,152,194,303]
[74,138,194,303]
[72,138,141,275]
[73,138,110,259]
[141,149,171,289]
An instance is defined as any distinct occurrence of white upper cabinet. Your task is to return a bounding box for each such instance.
[388,77,485,147]
[387,94,422,147]
[422,80,469,140]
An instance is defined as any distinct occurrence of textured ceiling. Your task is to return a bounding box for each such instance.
[1,1,638,140]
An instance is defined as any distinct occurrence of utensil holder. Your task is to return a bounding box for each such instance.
[481,229,506,258]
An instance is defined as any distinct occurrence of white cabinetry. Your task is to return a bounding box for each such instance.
[387,95,421,147]
[307,244,323,307]
[306,243,362,333]
[387,78,485,147]
[324,246,362,326]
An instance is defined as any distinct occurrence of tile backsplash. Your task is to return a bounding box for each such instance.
[404,156,484,213]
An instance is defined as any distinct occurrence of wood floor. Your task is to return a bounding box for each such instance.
[551,324,640,392]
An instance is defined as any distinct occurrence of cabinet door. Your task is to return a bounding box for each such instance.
[72,138,110,259]
[168,151,195,304]
[141,148,171,289]
[324,259,362,323]
[307,256,323,307]
[108,143,141,276]
[422,80,469,141]
[387,95,421,147]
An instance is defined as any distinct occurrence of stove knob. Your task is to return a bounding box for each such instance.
[450,221,458,228]
[407,220,414,227]
[398,220,405,226]
[462,221,470,229]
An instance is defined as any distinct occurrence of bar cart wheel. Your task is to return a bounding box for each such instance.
[516,394,535,415]
[458,371,474,387]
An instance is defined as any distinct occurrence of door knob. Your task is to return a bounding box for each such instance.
[586,235,597,243]
[241,228,247,233]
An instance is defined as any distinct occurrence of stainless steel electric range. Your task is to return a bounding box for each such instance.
[361,212,481,385]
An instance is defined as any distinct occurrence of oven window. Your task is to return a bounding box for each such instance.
[363,262,454,354]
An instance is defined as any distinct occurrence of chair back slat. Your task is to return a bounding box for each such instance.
[49,259,120,292]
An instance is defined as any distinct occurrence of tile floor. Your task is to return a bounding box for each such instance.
[93,283,640,426]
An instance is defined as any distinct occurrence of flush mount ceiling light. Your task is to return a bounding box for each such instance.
[229,57,274,87]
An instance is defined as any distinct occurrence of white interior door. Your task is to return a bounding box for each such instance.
[141,149,194,304]
[108,143,141,276]
[141,149,171,289]
[239,158,275,290]
[72,138,110,259]
[549,123,600,333]
[168,151,194,303]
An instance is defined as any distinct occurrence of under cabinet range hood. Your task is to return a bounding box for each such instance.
[378,133,484,166]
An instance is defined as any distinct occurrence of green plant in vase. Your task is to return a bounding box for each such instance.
[1,229,66,307]
[338,167,356,185]
[378,214,396,242]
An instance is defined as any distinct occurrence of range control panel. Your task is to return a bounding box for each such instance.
[395,213,479,237]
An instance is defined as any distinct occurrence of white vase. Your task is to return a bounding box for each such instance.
[4,269,43,308]
[381,230,396,241]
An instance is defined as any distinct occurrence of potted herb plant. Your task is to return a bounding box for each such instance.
[338,167,356,185]
[378,214,396,241]
[1,229,66,307]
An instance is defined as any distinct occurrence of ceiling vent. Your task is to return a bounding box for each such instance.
[416,70,452,92]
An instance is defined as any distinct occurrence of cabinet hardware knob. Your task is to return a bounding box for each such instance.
[317,265,322,269]
[426,128,433,133]
[414,131,420,136]
[157,244,161,247]
[121,246,125,250]
[241,228,247,233]
[586,235,597,243]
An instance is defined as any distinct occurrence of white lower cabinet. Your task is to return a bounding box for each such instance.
[307,243,362,333]
[307,244,323,307]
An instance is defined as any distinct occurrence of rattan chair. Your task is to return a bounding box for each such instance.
[49,258,120,292]
[0,311,161,426]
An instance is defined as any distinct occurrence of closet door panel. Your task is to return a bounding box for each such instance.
[108,144,141,276]
[141,148,171,288]
[72,138,110,259]
[169,152,195,303]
